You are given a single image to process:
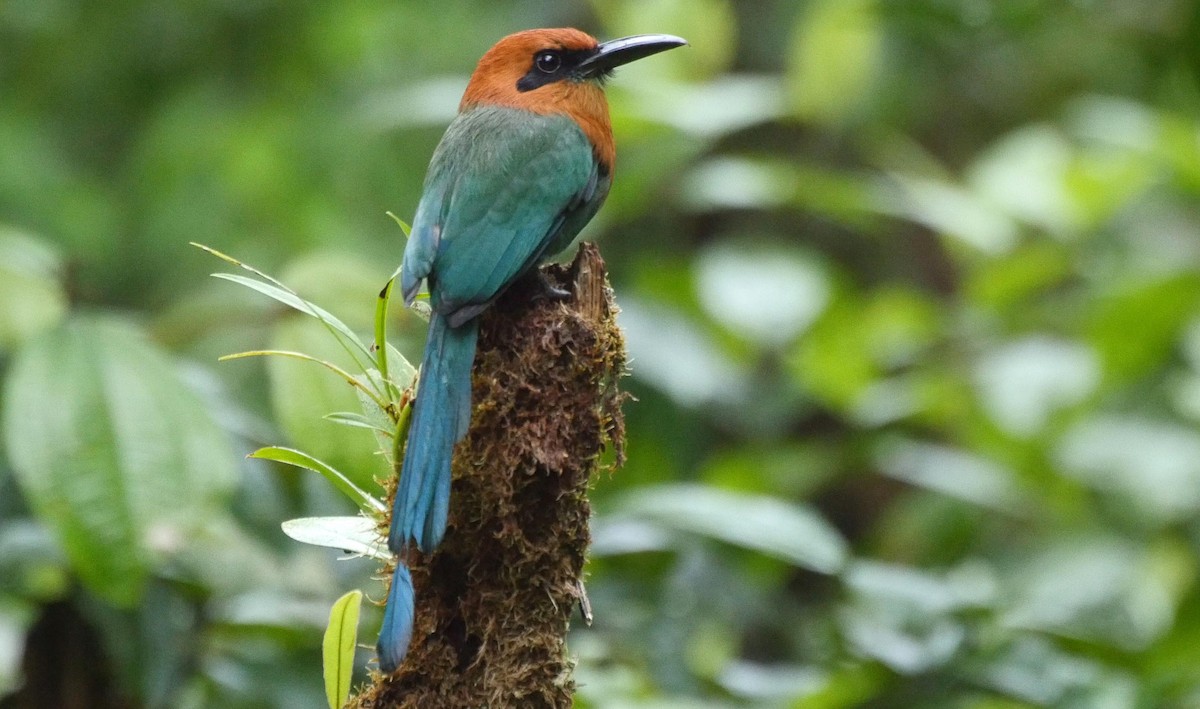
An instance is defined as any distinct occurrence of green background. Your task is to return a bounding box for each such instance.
[3,0,1200,706]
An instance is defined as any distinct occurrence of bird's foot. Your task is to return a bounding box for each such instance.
[524,268,573,303]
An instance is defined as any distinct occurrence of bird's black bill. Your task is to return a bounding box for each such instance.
[578,34,687,77]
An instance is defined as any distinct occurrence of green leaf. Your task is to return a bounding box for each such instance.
[375,276,398,397]
[594,0,736,80]
[1088,274,1200,383]
[385,343,418,387]
[875,439,1025,512]
[385,211,412,237]
[353,368,409,468]
[611,484,848,573]
[249,447,385,513]
[1,316,237,605]
[1003,537,1191,650]
[964,241,1072,310]
[323,412,394,435]
[225,348,388,413]
[211,272,371,364]
[881,174,1018,255]
[0,227,67,350]
[788,0,882,123]
[1056,417,1200,522]
[973,336,1099,438]
[323,589,362,709]
[693,240,830,347]
[791,287,942,417]
[619,300,749,407]
[373,273,417,405]
[281,516,390,561]
[790,294,877,410]
[266,319,389,491]
[0,599,35,695]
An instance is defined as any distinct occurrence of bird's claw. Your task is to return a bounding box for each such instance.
[526,269,573,302]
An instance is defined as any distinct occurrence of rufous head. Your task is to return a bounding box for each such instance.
[460,28,685,170]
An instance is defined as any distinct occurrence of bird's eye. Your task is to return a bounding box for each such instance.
[535,51,561,74]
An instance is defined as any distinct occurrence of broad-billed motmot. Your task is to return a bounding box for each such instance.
[379,28,686,672]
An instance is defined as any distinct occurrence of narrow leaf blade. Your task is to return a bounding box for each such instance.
[375,277,397,393]
[210,273,369,356]
[323,412,394,435]
[385,211,412,237]
[323,589,363,709]
[250,447,385,513]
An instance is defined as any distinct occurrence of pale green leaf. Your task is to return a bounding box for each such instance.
[385,343,418,387]
[973,336,1099,438]
[612,484,848,573]
[880,174,1018,255]
[619,300,749,407]
[627,77,787,139]
[323,589,362,709]
[0,600,34,695]
[1056,417,1200,522]
[1003,537,1192,650]
[789,0,882,123]
[875,439,1025,512]
[968,125,1078,236]
[694,241,831,347]
[281,517,390,561]
[0,228,67,350]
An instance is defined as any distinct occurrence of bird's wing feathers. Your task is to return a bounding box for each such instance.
[399,179,447,303]
[400,106,598,319]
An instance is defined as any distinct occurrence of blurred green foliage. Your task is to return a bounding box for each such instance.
[2,0,1200,707]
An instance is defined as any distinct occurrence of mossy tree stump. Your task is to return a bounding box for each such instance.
[352,242,626,708]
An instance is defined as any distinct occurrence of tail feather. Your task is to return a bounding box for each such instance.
[389,311,479,554]
[380,311,478,671]
[376,564,414,673]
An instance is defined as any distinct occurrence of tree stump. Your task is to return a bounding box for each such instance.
[351,242,627,708]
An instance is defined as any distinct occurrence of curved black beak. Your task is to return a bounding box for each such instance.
[578,33,688,78]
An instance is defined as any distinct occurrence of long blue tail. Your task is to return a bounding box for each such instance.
[377,565,413,673]
[378,311,478,672]
[391,311,478,553]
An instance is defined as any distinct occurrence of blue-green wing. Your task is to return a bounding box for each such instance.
[400,106,599,323]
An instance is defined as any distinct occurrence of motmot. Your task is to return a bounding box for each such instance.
[378,28,686,672]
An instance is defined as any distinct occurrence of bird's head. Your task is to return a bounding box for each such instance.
[461,29,685,111]
[460,28,685,168]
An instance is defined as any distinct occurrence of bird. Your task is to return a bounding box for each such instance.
[377,28,686,672]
